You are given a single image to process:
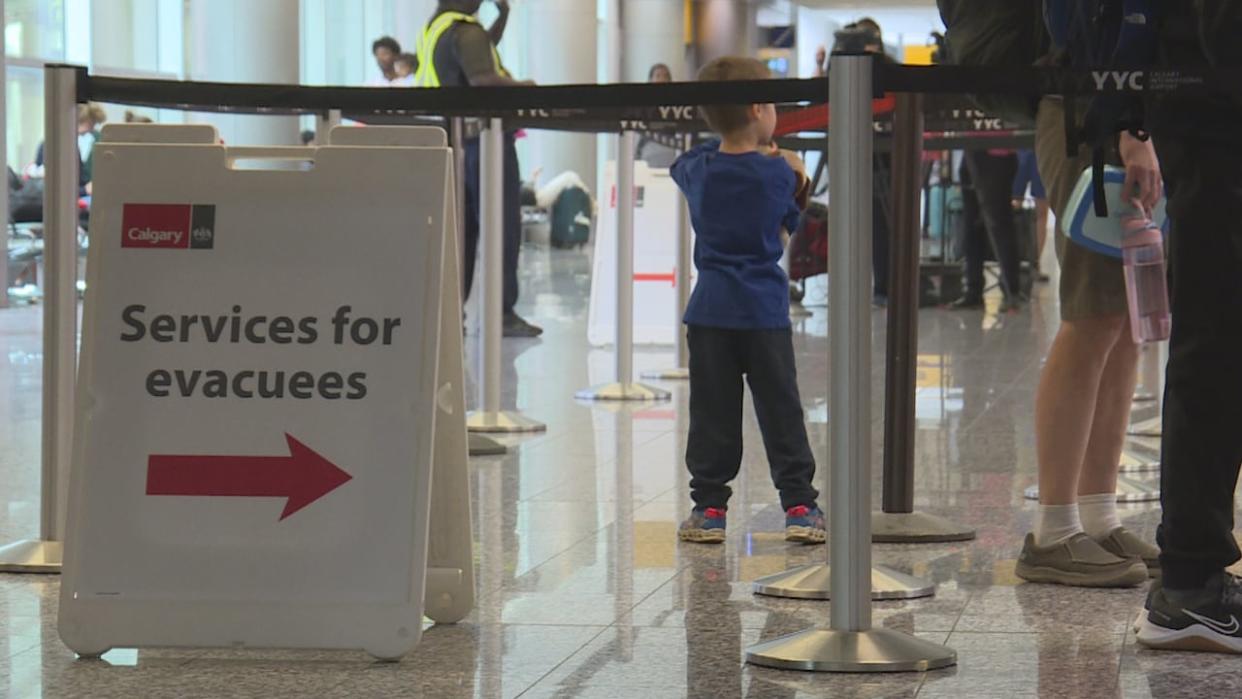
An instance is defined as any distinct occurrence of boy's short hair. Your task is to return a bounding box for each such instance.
[395,53,418,67]
[696,57,772,135]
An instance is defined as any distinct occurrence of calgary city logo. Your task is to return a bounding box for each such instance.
[122,204,216,250]
[191,226,214,249]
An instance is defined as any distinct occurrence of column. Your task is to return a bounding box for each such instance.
[621,0,687,82]
[91,1,137,69]
[521,0,597,191]
[394,0,438,53]
[0,0,7,305]
[696,0,758,63]
[187,0,300,146]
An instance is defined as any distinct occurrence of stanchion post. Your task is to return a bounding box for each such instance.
[466,119,546,433]
[452,118,508,455]
[314,109,341,144]
[873,92,975,544]
[750,88,935,602]
[642,134,693,382]
[745,54,956,673]
[675,189,691,371]
[0,29,8,308]
[616,132,636,387]
[0,65,78,573]
[577,131,670,402]
[482,122,503,413]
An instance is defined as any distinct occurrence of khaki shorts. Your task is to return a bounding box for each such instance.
[1035,98,1128,321]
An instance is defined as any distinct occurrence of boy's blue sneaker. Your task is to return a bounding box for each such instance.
[679,507,727,544]
[785,505,826,544]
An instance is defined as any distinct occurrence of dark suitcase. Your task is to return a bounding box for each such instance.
[788,202,828,282]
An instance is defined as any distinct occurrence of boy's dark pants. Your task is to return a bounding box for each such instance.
[686,325,819,511]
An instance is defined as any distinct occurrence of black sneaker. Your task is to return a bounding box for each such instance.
[1134,578,1163,634]
[1138,572,1242,653]
[503,313,543,338]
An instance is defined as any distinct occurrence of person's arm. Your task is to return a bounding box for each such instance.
[1012,151,1033,205]
[456,23,532,86]
[670,140,718,192]
[487,0,511,46]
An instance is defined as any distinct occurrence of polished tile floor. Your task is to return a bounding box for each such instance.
[2,248,1240,698]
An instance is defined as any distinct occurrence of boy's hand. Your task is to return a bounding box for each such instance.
[774,149,811,210]
[774,148,806,177]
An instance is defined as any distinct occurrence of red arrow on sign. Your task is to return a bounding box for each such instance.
[634,270,676,286]
[146,434,353,521]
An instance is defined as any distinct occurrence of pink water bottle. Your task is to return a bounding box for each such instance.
[1121,211,1171,344]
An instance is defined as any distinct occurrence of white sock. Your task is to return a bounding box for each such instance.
[1079,492,1121,538]
[1035,503,1083,547]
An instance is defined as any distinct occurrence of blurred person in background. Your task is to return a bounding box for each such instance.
[369,36,402,86]
[1012,149,1051,283]
[951,148,1025,312]
[637,63,679,168]
[33,103,103,194]
[415,0,542,337]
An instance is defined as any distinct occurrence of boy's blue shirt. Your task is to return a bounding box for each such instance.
[670,139,802,330]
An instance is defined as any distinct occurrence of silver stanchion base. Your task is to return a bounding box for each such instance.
[872,511,977,544]
[0,539,63,574]
[752,564,935,601]
[575,382,672,402]
[745,627,957,673]
[468,433,508,456]
[1127,416,1161,438]
[640,367,689,381]
[1023,475,1160,503]
[790,301,813,318]
[466,411,547,434]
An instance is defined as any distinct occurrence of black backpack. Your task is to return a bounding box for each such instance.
[936,0,1048,126]
[9,167,43,224]
[1046,1,1163,214]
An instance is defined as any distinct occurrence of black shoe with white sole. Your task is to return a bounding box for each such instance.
[1138,572,1242,653]
[502,313,543,338]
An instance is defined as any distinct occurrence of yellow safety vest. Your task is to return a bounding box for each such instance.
[413,11,508,88]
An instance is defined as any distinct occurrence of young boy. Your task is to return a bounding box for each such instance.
[670,56,825,545]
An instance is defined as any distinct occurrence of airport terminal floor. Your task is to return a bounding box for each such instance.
[3,248,1241,698]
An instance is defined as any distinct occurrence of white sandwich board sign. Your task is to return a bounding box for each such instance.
[59,124,474,661]
[588,160,696,347]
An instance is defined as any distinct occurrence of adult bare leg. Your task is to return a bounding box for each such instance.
[1034,314,1126,507]
[1020,313,1147,587]
[1078,315,1140,498]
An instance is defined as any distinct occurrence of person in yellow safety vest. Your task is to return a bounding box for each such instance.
[414,0,542,338]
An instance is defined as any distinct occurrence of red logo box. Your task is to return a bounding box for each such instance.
[122,204,192,249]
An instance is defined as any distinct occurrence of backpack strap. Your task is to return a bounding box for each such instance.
[1091,146,1109,216]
